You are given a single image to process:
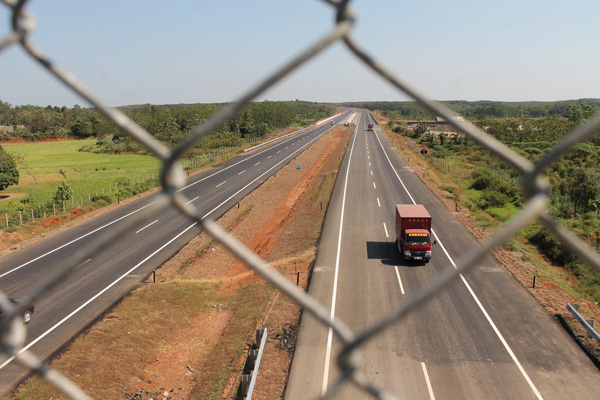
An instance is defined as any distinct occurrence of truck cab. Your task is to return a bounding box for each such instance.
[395,204,435,263]
[399,229,432,262]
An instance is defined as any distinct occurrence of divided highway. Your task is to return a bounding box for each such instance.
[0,110,354,395]
[286,111,600,399]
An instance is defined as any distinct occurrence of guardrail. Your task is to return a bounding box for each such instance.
[566,303,600,343]
[235,328,268,400]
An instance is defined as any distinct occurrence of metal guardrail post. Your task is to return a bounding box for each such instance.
[246,328,267,400]
[566,303,600,343]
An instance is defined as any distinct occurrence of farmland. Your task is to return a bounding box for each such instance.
[1,139,161,209]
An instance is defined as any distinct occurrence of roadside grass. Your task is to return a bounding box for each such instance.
[379,120,600,321]
[7,281,221,400]
[2,140,161,207]
[189,283,272,399]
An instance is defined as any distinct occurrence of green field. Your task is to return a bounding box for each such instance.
[1,140,161,210]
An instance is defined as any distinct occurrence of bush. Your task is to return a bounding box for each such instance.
[480,189,511,208]
[471,168,520,201]
[90,193,114,207]
[523,224,575,266]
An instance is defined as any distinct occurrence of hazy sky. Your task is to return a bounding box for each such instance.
[2,0,600,107]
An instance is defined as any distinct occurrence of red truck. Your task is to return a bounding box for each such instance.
[395,204,435,263]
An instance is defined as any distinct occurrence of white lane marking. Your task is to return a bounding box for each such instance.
[0,202,154,279]
[373,129,544,400]
[1,121,339,372]
[0,116,338,279]
[383,222,389,238]
[373,182,376,189]
[216,181,226,187]
[0,221,198,371]
[394,266,405,295]
[254,162,260,166]
[370,171,373,176]
[238,170,246,175]
[267,155,272,159]
[369,162,371,167]
[185,196,199,205]
[421,362,436,400]
[277,150,281,153]
[377,198,381,208]
[135,219,159,234]
[285,146,289,149]
[322,123,359,396]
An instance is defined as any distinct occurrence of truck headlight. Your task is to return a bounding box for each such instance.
[404,251,411,257]
[425,251,432,257]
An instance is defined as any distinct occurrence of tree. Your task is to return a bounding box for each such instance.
[0,145,19,191]
[71,118,94,139]
[52,181,73,204]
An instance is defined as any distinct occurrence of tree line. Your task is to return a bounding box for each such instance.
[1,100,334,144]
[343,99,600,120]
[389,103,600,300]
[0,100,335,191]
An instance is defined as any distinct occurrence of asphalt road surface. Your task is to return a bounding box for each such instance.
[0,110,354,395]
[285,110,600,399]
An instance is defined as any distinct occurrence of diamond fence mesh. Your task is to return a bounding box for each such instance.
[1,0,600,399]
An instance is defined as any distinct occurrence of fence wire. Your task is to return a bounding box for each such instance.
[1,1,600,399]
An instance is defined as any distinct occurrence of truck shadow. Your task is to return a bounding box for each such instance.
[366,241,425,267]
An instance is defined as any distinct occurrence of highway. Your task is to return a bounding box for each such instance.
[286,110,600,399]
[0,110,354,395]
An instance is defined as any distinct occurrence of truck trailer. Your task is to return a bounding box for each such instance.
[395,204,434,263]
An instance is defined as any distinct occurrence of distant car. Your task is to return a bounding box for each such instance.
[0,298,35,324]
[330,120,335,125]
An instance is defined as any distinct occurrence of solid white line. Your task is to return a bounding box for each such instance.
[421,362,436,400]
[377,198,381,208]
[135,219,159,234]
[216,181,226,187]
[185,196,199,205]
[383,222,389,238]
[322,121,359,396]
[2,128,299,278]
[373,129,544,400]
[0,202,154,279]
[238,170,246,175]
[0,221,198,371]
[2,122,339,372]
[394,266,405,295]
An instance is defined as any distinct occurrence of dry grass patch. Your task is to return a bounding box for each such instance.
[7,282,222,400]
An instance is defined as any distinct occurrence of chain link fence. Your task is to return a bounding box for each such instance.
[1,1,600,399]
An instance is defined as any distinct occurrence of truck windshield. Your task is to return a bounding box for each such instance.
[405,233,430,245]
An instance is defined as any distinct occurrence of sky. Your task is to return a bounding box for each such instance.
[2,0,600,108]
